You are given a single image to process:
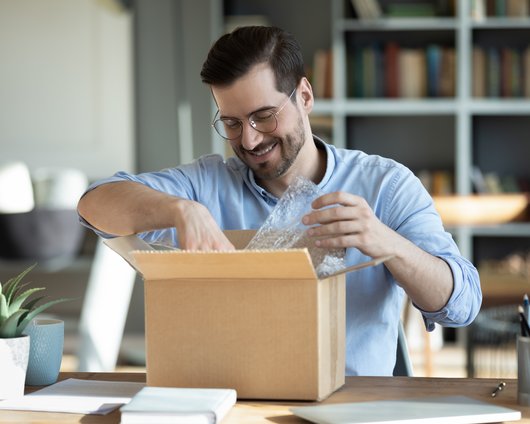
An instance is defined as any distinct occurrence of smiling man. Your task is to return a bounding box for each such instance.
[77,26,481,376]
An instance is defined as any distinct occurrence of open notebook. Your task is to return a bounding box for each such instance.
[290,395,521,424]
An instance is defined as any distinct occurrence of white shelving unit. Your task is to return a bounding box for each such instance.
[310,0,530,262]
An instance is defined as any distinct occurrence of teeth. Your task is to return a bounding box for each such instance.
[250,143,275,156]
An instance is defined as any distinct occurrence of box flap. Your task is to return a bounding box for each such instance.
[132,249,318,280]
[103,234,153,268]
[104,233,393,280]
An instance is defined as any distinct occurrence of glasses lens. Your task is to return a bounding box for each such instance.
[213,119,241,140]
[249,112,277,134]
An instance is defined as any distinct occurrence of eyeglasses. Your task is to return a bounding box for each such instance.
[212,87,297,141]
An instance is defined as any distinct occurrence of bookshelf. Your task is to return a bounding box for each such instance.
[318,0,530,266]
[221,0,530,268]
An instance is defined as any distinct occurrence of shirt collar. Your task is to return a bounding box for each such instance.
[247,135,336,201]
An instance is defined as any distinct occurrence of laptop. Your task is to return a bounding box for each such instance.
[290,395,521,424]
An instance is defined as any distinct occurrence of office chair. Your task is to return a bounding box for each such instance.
[393,320,414,376]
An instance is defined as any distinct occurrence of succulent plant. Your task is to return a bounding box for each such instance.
[0,264,71,338]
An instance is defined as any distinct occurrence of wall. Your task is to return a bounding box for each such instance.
[0,0,134,181]
[134,0,223,172]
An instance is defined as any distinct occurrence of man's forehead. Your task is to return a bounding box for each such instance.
[211,66,282,115]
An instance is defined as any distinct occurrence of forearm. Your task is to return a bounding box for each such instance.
[77,181,182,236]
[384,229,454,312]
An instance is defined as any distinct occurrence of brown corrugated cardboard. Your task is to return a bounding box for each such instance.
[105,231,351,400]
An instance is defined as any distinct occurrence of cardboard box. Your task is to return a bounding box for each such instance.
[106,230,346,400]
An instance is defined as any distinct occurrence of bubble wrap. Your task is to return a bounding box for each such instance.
[145,228,179,250]
[246,175,345,278]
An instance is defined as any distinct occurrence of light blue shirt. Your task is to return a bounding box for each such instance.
[80,137,481,376]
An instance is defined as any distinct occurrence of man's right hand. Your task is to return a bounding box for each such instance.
[173,199,235,251]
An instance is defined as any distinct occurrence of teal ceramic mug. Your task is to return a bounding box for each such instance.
[23,319,64,386]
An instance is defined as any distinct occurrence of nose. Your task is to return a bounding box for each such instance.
[239,121,264,151]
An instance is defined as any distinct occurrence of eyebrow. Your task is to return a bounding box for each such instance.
[219,104,278,120]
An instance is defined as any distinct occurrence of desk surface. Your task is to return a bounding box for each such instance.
[1,372,528,423]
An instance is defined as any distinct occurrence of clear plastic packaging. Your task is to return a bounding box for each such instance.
[246,175,345,278]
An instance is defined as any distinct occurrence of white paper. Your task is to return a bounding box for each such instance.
[0,378,145,415]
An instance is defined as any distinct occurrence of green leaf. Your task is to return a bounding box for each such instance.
[8,287,44,315]
[16,298,72,336]
[4,263,36,304]
[0,309,27,338]
[20,295,46,313]
[0,294,7,322]
[10,281,31,303]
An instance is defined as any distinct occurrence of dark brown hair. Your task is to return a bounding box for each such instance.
[200,26,305,95]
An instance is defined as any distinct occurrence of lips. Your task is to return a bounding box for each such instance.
[248,142,277,156]
[244,141,278,163]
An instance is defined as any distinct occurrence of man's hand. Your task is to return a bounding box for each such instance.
[173,199,235,251]
[302,191,454,313]
[301,191,395,258]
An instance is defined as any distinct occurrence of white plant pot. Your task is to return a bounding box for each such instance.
[0,335,30,399]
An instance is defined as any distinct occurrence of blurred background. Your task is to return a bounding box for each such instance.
[0,0,529,378]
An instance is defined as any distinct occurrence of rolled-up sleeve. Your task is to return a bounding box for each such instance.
[420,254,482,331]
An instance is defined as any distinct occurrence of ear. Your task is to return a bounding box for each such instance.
[298,77,314,113]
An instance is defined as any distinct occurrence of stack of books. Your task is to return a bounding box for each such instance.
[348,43,455,98]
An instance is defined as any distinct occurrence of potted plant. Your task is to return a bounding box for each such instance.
[0,264,70,399]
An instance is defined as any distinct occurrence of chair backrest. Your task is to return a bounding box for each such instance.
[393,320,413,376]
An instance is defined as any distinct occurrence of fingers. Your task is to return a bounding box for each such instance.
[303,205,355,226]
[303,192,369,227]
[179,229,236,251]
[301,192,376,251]
[311,191,361,209]
[175,200,236,251]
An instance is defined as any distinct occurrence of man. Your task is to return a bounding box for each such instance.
[78,26,481,376]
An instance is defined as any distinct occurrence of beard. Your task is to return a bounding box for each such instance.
[233,115,306,181]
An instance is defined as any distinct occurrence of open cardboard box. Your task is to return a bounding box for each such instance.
[105,230,385,401]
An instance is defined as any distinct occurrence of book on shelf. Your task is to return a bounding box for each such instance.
[506,0,529,17]
[120,387,237,424]
[473,45,530,98]
[384,42,399,97]
[426,45,442,97]
[439,47,456,97]
[351,0,383,20]
[471,0,486,20]
[432,171,453,195]
[526,46,530,97]
[362,45,384,97]
[487,47,501,97]
[417,170,453,195]
[386,2,436,17]
[472,47,486,97]
[399,48,427,98]
[312,48,333,99]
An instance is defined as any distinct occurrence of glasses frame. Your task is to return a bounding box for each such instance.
[211,87,297,141]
